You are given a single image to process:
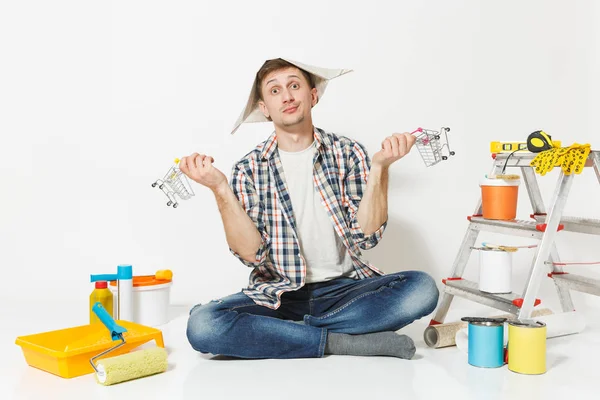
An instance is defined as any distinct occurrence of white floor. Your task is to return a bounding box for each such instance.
[3,299,599,400]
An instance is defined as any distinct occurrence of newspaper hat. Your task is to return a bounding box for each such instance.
[230,58,353,134]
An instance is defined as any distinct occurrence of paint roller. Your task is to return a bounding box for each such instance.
[90,302,168,385]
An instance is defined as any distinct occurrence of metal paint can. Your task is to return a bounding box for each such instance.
[478,248,512,293]
[508,320,547,374]
[462,317,506,368]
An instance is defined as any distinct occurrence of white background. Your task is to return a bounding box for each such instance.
[1,0,599,317]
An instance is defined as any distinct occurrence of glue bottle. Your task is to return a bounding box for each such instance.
[89,281,113,324]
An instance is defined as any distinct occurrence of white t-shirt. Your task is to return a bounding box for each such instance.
[278,141,358,283]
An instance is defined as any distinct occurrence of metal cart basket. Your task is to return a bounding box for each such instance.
[152,158,195,208]
[412,127,455,167]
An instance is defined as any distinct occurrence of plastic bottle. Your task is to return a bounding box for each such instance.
[90,281,113,324]
[117,265,133,321]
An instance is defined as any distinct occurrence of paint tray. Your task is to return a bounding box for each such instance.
[15,320,164,379]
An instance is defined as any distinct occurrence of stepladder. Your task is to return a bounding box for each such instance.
[430,150,600,327]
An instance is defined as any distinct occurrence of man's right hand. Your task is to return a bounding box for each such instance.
[179,153,227,192]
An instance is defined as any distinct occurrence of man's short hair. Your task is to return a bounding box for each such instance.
[254,58,316,102]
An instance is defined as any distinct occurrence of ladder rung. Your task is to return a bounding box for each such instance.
[549,273,600,296]
[467,216,564,238]
[442,278,521,314]
[532,214,600,236]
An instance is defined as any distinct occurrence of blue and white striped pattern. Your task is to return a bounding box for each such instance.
[229,127,387,309]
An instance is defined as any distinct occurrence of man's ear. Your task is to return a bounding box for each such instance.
[311,87,318,107]
[258,100,270,119]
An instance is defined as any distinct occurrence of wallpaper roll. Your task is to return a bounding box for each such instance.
[424,308,553,348]
[424,320,469,348]
[455,310,584,354]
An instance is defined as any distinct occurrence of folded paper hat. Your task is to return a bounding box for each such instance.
[230,58,353,134]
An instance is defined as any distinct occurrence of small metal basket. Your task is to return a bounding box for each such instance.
[152,159,195,208]
[413,127,455,167]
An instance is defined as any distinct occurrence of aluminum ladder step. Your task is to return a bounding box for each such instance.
[549,273,600,296]
[467,216,564,239]
[442,278,541,315]
[532,215,600,236]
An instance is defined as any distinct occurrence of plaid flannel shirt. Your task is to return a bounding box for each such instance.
[229,127,387,309]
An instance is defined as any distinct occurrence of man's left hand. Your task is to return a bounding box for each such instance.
[372,133,416,168]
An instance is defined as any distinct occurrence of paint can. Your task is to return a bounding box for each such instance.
[461,317,506,368]
[507,320,547,375]
[478,248,512,293]
[109,275,173,326]
[480,176,520,220]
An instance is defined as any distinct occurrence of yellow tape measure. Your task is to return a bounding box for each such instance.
[527,130,554,152]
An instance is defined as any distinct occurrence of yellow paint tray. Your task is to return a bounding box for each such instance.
[15,320,164,379]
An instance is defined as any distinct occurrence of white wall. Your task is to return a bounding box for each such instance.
[1,0,599,314]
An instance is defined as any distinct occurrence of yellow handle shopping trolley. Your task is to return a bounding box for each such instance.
[151,158,195,208]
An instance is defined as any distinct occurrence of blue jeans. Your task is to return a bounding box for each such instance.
[186,270,439,359]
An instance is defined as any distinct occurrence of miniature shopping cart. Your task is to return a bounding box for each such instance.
[151,158,195,208]
[412,127,455,167]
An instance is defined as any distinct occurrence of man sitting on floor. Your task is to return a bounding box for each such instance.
[181,58,439,359]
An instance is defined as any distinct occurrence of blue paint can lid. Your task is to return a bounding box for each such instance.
[461,316,506,327]
[471,321,505,327]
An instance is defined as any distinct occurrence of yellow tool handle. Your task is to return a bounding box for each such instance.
[490,140,562,153]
